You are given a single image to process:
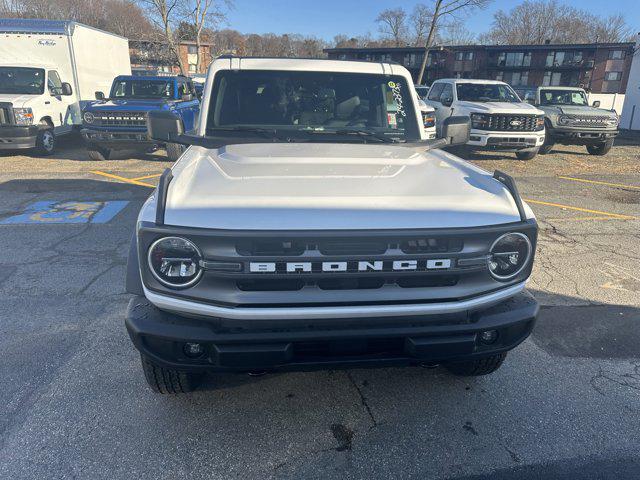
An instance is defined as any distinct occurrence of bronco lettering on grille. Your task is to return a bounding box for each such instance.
[249,259,452,273]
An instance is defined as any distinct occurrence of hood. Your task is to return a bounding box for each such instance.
[0,93,39,108]
[159,143,526,230]
[457,101,543,115]
[555,105,615,116]
[85,99,170,112]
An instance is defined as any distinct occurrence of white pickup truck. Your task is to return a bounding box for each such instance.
[0,19,130,155]
[425,79,545,160]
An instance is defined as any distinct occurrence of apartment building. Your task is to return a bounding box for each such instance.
[325,42,635,94]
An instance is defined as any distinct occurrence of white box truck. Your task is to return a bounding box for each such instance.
[0,19,131,154]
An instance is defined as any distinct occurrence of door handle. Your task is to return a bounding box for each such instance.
[45,101,50,105]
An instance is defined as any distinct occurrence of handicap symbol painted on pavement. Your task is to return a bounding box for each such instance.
[0,200,128,224]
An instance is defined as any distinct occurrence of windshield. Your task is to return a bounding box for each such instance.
[540,89,588,106]
[206,70,420,142]
[0,67,45,95]
[110,78,174,99]
[456,83,520,103]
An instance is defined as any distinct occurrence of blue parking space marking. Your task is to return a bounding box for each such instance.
[0,201,128,224]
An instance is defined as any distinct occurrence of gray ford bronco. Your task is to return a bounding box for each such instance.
[515,86,619,155]
[125,57,539,394]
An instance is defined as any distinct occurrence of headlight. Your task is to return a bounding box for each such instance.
[147,237,203,288]
[535,115,545,130]
[557,115,570,126]
[606,116,619,127]
[14,107,34,125]
[470,113,489,129]
[83,112,95,124]
[487,232,532,281]
[422,113,436,128]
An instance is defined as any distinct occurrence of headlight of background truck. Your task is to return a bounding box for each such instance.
[422,112,436,128]
[470,113,489,129]
[557,115,570,126]
[147,236,203,288]
[13,108,34,126]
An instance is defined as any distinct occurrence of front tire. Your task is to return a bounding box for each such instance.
[515,148,539,161]
[140,354,202,394]
[586,139,613,156]
[445,352,507,376]
[87,145,111,161]
[34,128,55,156]
[166,142,185,161]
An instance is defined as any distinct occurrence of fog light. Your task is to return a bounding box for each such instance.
[183,342,205,358]
[479,330,498,345]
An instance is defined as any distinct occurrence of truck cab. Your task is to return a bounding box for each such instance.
[425,79,545,160]
[514,86,619,155]
[0,64,74,155]
[123,57,539,394]
[81,75,200,161]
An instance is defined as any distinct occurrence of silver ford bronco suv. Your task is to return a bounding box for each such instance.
[515,86,619,156]
[125,57,539,394]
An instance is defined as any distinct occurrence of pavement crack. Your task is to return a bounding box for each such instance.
[345,371,378,430]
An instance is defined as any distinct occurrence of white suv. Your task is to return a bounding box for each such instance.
[425,79,545,160]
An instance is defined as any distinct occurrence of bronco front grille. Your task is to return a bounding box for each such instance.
[94,111,147,127]
[481,114,540,132]
[561,115,610,128]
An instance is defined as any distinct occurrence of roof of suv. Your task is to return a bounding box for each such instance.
[434,79,509,85]
[210,56,407,76]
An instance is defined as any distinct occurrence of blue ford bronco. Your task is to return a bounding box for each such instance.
[81,75,200,161]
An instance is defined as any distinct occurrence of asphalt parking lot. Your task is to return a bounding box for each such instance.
[1,135,639,479]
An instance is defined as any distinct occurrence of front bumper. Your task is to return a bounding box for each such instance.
[0,125,38,150]
[81,128,158,149]
[125,291,539,372]
[547,126,618,145]
[468,130,545,150]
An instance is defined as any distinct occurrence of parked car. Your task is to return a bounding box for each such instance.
[124,57,539,394]
[81,75,200,161]
[514,86,619,155]
[425,79,545,160]
[0,19,130,155]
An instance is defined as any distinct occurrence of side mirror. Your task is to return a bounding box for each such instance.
[181,93,193,102]
[592,100,601,108]
[442,116,470,146]
[441,97,453,107]
[95,91,105,101]
[148,110,184,142]
[61,82,73,96]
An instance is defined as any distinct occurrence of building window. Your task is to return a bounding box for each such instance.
[605,71,622,81]
[465,51,474,61]
[187,45,198,55]
[497,52,531,67]
[497,71,529,86]
[188,64,197,73]
[543,71,561,86]
[609,50,624,60]
[546,51,583,67]
[495,71,503,81]
[455,52,464,61]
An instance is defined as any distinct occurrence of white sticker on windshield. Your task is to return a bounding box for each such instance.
[389,82,406,117]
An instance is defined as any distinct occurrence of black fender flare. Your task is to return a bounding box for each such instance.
[125,233,144,295]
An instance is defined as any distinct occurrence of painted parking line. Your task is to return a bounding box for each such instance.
[0,201,128,224]
[90,170,156,188]
[558,176,640,190]
[522,198,636,220]
[130,173,163,181]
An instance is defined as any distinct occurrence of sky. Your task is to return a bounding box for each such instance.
[223,0,639,42]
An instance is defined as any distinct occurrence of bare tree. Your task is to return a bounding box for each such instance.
[414,0,490,85]
[375,8,408,47]
[439,22,476,45]
[411,4,432,47]
[181,0,229,73]
[483,1,632,45]
[137,0,186,73]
